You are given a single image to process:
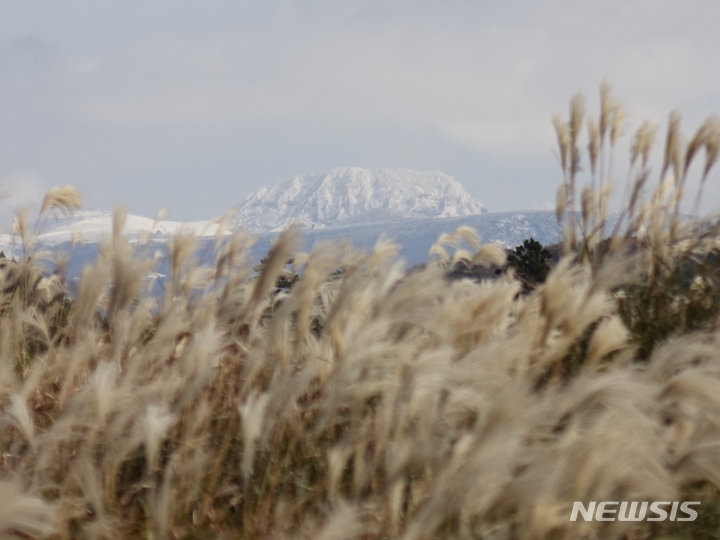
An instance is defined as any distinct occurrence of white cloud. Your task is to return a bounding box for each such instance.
[0,171,48,230]
[4,0,720,214]
[52,0,720,160]
[0,35,57,72]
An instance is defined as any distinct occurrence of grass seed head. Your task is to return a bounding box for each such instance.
[39,185,82,218]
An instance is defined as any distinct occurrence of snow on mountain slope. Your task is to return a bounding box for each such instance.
[0,210,226,249]
[251,210,564,266]
[0,168,565,277]
[233,167,486,232]
[0,208,566,282]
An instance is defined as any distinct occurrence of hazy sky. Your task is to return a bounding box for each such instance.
[2,0,720,224]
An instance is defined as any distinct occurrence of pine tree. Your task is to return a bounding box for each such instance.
[506,237,553,291]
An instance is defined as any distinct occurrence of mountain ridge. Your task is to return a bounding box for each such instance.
[231,167,486,232]
[0,168,565,271]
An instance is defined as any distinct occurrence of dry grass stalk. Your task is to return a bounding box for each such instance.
[39,185,82,218]
[1,91,720,540]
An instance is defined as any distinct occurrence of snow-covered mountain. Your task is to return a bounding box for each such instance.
[232,167,486,232]
[0,168,567,278]
[0,210,225,249]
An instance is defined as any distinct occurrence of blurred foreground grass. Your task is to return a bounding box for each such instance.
[3,85,720,539]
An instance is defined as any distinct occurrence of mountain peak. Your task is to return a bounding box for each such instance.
[233,167,486,232]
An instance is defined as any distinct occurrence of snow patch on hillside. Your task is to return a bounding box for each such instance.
[0,210,225,250]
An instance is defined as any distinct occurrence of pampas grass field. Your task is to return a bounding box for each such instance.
[4,86,720,539]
